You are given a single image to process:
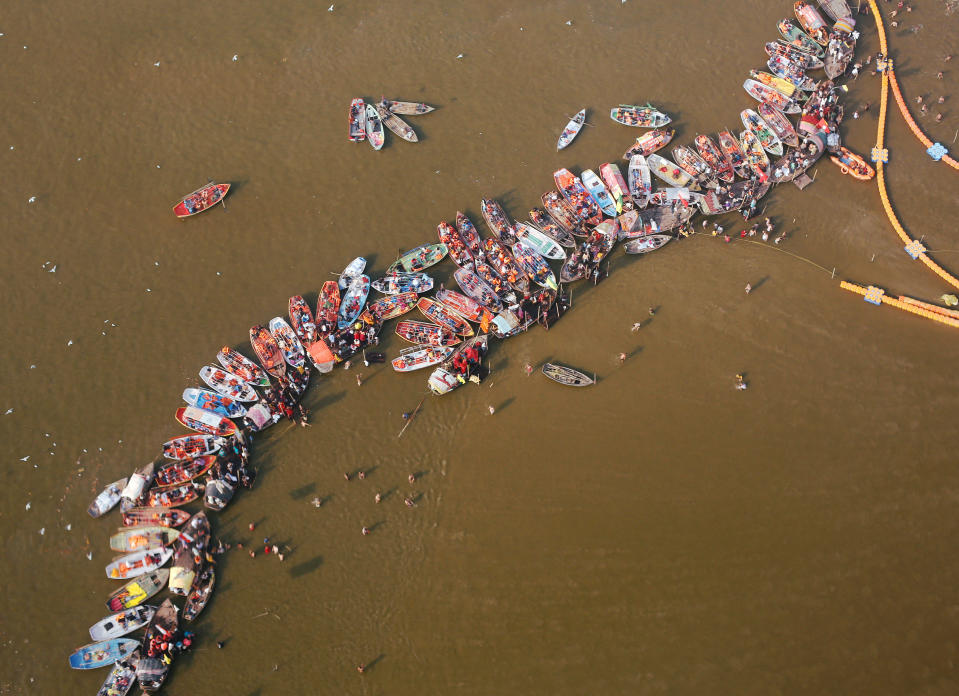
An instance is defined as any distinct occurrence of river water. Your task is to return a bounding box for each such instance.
[2,1,959,694]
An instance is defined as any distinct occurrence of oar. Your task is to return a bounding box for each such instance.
[397,395,427,439]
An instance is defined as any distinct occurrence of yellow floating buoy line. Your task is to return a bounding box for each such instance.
[840,281,959,328]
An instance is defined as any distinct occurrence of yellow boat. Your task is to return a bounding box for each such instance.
[748,70,797,98]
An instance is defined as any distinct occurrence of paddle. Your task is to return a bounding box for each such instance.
[397,395,426,439]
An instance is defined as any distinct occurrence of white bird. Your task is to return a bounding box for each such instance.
[565,20,572,25]
[48,265,56,272]
[86,552,93,560]
[66,523,71,531]
[328,3,334,10]
[25,502,31,509]
[232,54,238,61]
[67,339,73,345]
[28,196,36,203]
[20,456,29,462]
[39,528,45,535]
[456,53,464,59]
[631,322,642,332]
[4,408,13,414]
[153,61,160,67]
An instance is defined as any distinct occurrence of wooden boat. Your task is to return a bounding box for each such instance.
[585,220,619,265]
[741,109,784,156]
[717,129,752,179]
[337,274,371,329]
[269,317,306,368]
[557,109,586,150]
[472,258,515,301]
[767,55,817,91]
[148,481,203,508]
[437,220,473,268]
[381,98,434,115]
[374,102,416,143]
[739,129,771,176]
[183,568,215,621]
[748,69,798,97]
[581,168,618,216]
[541,363,594,386]
[182,388,246,419]
[829,146,875,180]
[824,32,855,79]
[436,289,489,322]
[794,1,829,45]
[777,19,824,56]
[137,599,178,693]
[175,406,237,437]
[122,507,190,528]
[365,103,384,149]
[216,347,270,388]
[372,271,433,295]
[106,547,173,580]
[316,281,341,331]
[69,639,139,670]
[88,477,128,518]
[96,654,139,696]
[744,79,800,114]
[453,267,503,311]
[673,145,718,188]
[177,511,211,553]
[110,526,180,553]
[154,454,216,489]
[647,153,697,189]
[366,292,418,322]
[699,179,770,215]
[170,513,211,592]
[106,569,169,611]
[249,325,286,378]
[764,42,823,70]
[417,297,474,336]
[514,222,565,260]
[623,127,674,159]
[388,243,448,273]
[758,103,800,148]
[618,210,662,240]
[648,188,702,207]
[599,162,630,213]
[199,365,258,403]
[172,183,229,218]
[392,345,455,372]
[609,104,670,128]
[529,208,576,247]
[481,198,519,244]
[541,190,583,234]
[428,335,489,395]
[454,211,483,255]
[553,168,603,225]
[348,98,366,142]
[339,256,367,289]
[483,237,528,293]
[161,434,217,461]
[624,234,673,255]
[119,461,155,512]
[307,340,335,373]
[694,135,735,183]
[511,239,557,290]
[627,155,653,208]
[288,295,316,345]
[395,320,461,347]
[90,606,155,641]
[817,0,853,22]
[560,244,587,283]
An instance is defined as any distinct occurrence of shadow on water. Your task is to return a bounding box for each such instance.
[289,481,316,500]
[289,555,323,578]
[495,396,516,413]
[309,389,346,413]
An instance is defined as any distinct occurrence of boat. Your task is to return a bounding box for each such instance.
[553,168,603,225]
[748,69,798,97]
[627,155,652,208]
[817,0,853,22]
[338,256,367,289]
[348,98,366,142]
[624,234,673,255]
[172,183,229,218]
[581,168,618,217]
[170,514,210,593]
[96,654,139,696]
[269,317,306,368]
[585,219,619,267]
[673,145,719,187]
[758,103,800,147]
[216,347,271,388]
[743,78,800,114]
[395,320,461,347]
[829,146,875,180]
[182,388,246,419]
[609,103,671,128]
[694,135,735,183]
[154,454,216,489]
[337,274,371,329]
[454,211,483,255]
[388,243,448,273]
[88,477,128,518]
[717,129,753,179]
[739,129,771,176]
[137,599,178,693]
[110,526,180,553]
[560,244,588,283]
[764,42,824,70]
[741,109,785,156]
[90,606,156,641]
[617,211,660,240]
[316,281,341,331]
[371,271,434,295]
[147,481,203,508]
[557,108,586,150]
[541,190,583,234]
[436,289,490,322]
[648,187,702,207]
[176,511,211,555]
[366,292,418,322]
[511,239,558,290]
[824,32,855,79]
[528,208,576,247]
[365,103,384,149]
[599,162,630,213]
[381,98,434,115]
[623,127,674,160]
[183,567,215,621]
[767,54,818,91]
[106,569,170,611]
[175,406,237,437]
[483,237,528,293]
[480,198,519,244]
[647,153,697,189]
[453,267,504,311]
[473,258,515,301]
[122,507,190,528]
[427,335,490,395]
[376,102,418,142]
[161,434,217,461]
[541,363,595,386]
[437,220,473,268]
[794,1,829,44]
[106,547,173,580]
[249,325,286,378]
[288,295,317,345]
[514,222,565,260]
[777,19,824,56]
[417,297,474,336]
[392,345,455,372]
[69,639,139,670]
[199,365,258,403]
[699,179,769,215]
[307,340,336,373]
[119,461,155,511]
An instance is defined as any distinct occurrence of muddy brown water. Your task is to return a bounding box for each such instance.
[2,1,959,694]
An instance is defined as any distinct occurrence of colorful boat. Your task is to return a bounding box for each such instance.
[381,99,434,115]
[627,155,652,208]
[609,103,670,128]
[106,547,173,580]
[122,507,190,528]
[553,168,603,225]
[739,129,771,176]
[483,237,529,292]
[694,135,735,183]
[767,55,818,91]
[366,292,418,322]
[580,167,616,217]
[417,297,474,336]
[348,98,366,142]
[777,18,824,56]
[648,187,702,207]
[560,244,588,283]
[717,129,752,179]
[136,599,178,692]
[153,455,216,489]
[69,639,139,670]
[392,345,455,372]
[365,103,384,150]
[183,568,215,622]
[511,239,558,290]
[216,347,270,388]
[90,605,155,641]
[316,281,341,331]
[764,42,823,70]
[172,183,229,218]
[748,69,798,97]
[371,271,433,294]
[758,103,800,148]
[376,102,418,142]
[514,222,566,260]
[199,365,258,402]
[472,258,514,301]
[307,340,336,373]
[388,243,448,273]
[337,274,371,329]
[741,109,784,156]
[437,220,473,268]
[647,153,697,189]
[395,320,461,346]
[599,162,630,213]
[427,335,489,395]
[453,267,504,311]
[743,78,800,114]
[528,208,576,247]
[541,190,583,234]
[181,388,246,419]
[161,434,217,461]
[147,481,203,508]
[106,569,169,611]
[269,317,306,368]
[96,656,139,696]
[435,289,490,322]
[175,406,237,437]
[623,127,674,159]
[481,198,519,244]
[794,1,829,45]
[829,146,875,180]
[249,325,286,378]
[338,257,367,289]
[454,211,483,255]
[824,32,855,79]
[557,109,586,150]
[110,527,180,553]
[623,234,673,255]
[88,477,128,518]
[288,295,316,345]
[673,145,718,187]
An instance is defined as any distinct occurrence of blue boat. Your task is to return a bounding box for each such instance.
[68,638,138,670]
[511,239,558,291]
[181,388,247,418]
[337,274,371,329]
[580,169,618,217]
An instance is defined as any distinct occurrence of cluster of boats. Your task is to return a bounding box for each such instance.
[347,97,434,149]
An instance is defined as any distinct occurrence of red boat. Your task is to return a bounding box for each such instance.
[315,281,341,334]
[250,325,285,378]
[288,296,317,345]
[454,212,483,256]
[154,455,217,488]
[173,183,229,218]
[553,169,603,226]
[437,221,473,268]
[175,407,237,437]
[395,321,461,347]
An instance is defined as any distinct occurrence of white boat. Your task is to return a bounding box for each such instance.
[514,222,566,260]
[556,109,585,150]
[627,155,652,208]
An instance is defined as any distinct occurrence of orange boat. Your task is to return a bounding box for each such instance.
[829,147,875,181]
[249,325,286,378]
[173,183,229,218]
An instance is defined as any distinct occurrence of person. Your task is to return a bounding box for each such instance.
[745,283,752,294]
